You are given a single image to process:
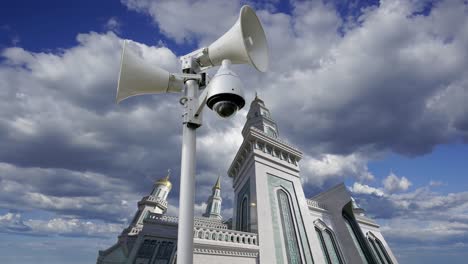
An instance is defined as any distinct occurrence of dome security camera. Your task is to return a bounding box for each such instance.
[206,60,245,118]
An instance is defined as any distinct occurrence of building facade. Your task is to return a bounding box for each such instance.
[97,96,398,264]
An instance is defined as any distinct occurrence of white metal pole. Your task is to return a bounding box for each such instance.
[177,79,198,264]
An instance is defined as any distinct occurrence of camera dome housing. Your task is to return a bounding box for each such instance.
[206,60,245,118]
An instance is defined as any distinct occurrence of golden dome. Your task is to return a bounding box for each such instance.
[156,175,172,188]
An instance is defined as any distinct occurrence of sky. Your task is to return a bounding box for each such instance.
[0,0,467,263]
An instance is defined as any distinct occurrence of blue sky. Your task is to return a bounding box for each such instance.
[1,0,468,263]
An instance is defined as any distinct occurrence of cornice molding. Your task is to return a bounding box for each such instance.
[228,127,302,179]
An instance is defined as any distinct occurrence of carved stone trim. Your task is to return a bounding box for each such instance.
[307,199,328,210]
[193,247,259,257]
[228,128,303,179]
[193,244,259,257]
[193,226,258,245]
[138,196,168,209]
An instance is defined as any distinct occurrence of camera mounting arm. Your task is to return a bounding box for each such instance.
[180,47,213,73]
[173,72,208,128]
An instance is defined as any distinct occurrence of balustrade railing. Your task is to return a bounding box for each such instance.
[146,214,228,229]
[193,226,258,246]
[307,199,327,210]
[137,214,258,246]
[142,196,168,207]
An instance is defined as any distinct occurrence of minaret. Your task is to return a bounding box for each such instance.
[150,174,172,206]
[126,171,172,235]
[228,96,322,263]
[241,93,279,138]
[202,176,223,220]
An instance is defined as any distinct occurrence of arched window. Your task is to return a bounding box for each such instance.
[367,232,393,264]
[343,213,373,264]
[240,196,249,232]
[277,189,302,264]
[314,223,343,264]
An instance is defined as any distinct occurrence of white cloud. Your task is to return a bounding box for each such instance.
[122,0,241,44]
[383,172,412,193]
[0,212,29,232]
[25,217,124,237]
[255,0,468,156]
[301,153,375,186]
[380,218,468,243]
[105,17,121,33]
[353,183,468,248]
[349,182,385,197]
[0,162,139,222]
[0,212,124,238]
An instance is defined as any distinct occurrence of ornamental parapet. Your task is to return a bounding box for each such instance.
[228,127,303,179]
[146,214,178,225]
[145,213,228,229]
[139,196,168,208]
[250,127,301,152]
[144,213,257,246]
[307,199,327,210]
[193,226,258,246]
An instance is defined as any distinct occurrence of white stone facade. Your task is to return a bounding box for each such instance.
[97,97,398,264]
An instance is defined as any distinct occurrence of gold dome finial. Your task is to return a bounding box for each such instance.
[156,169,172,188]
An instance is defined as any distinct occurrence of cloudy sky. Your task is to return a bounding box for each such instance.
[1,0,467,263]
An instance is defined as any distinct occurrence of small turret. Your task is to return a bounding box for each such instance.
[242,93,279,138]
[151,173,172,201]
[125,170,173,235]
[203,176,223,220]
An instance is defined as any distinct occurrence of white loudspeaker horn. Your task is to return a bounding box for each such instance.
[116,40,183,103]
[207,5,269,72]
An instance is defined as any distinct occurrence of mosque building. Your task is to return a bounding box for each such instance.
[97,96,398,264]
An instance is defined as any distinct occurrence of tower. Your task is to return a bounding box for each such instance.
[241,93,279,138]
[228,96,324,263]
[202,176,223,220]
[126,171,172,234]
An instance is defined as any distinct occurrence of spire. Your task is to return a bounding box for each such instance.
[254,91,259,100]
[252,92,264,105]
[213,175,221,190]
[203,176,223,220]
